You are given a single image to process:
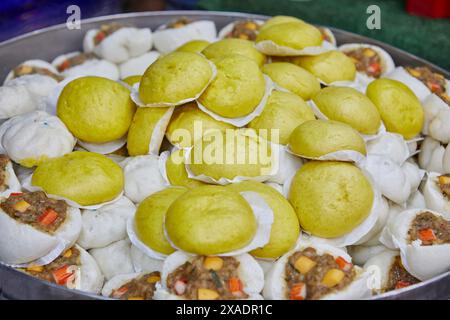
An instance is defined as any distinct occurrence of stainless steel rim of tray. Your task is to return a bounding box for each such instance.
[0,10,449,300]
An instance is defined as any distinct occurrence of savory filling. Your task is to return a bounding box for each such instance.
[93,23,124,45]
[1,191,67,233]
[438,174,450,200]
[405,66,447,95]
[318,27,332,43]
[167,17,193,29]
[21,247,80,287]
[225,20,260,41]
[12,64,62,82]
[437,92,450,106]
[110,272,161,300]
[285,247,356,300]
[344,47,382,78]
[0,155,10,192]
[385,256,420,292]
[56,52,97,72]
[166,256,248,300]
[408,211,450,245]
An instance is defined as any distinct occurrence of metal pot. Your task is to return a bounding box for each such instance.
[0,10,449,300]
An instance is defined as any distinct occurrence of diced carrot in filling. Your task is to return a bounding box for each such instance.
[395,280,412,290]
[335,256,353,272]
[344,48,382,78]
[52,265,75,285]
[1,192,67,233]
[167,256,248,300]
[228,277,243,293]
[93,23,124,45]
[110,271,161,300]
[285,248,355,300]
[10,192,23,197]
[94,31,106,44]
[37,208,58,226]
[405,66,447,95]
[58,60,70,72]
[20,247,81,288]
[418,228,437,242]
[290,282,307,300]
[409,211,450,245]
[112,286,129,298]
[386,256,419,292]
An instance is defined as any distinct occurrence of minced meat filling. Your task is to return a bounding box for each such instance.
[22,247,80,286]
[438,174,450,200]
[13,65,62,82]
[0,155,10,192]
[345,48,382,78]
[111,272,161,300]
[409,211,450,245]
[166,256,248,300]
[285,247,356,300]
[226,20,260,41]
[94,23,124,45]
[385,256,420,292]
[167,17,193,29]
[1,191,67,233]
[57,52,97,72]
[405,66,447,95]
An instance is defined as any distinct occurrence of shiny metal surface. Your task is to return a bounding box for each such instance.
[0,10,448,300]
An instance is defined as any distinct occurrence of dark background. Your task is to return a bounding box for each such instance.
[0,0,448,70]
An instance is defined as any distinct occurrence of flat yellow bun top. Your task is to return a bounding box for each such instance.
[312,86,381,135]
[189,129,273,180]
[289,119,366,158]
[198,54,266,118]
[165,149,207,189]
[262,62,320,100]
[248,90,315,145]
[166,102,234,148]
[122,75,142,86]
[202,38,266,67]
[366,78,424,139]
[256,21,323,50]
[175,40,210,53]
[135,187,187,255]
[57,76,136,143]
[260,16,304,32]
[227,181,300,259]
[293,51,356,83]
[127,107,172,156]
[288,161,374,238]
[165,185,257,255]
[32,151,124,206]
[139,51,213,104]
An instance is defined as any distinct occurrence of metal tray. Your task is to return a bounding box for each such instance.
[0,10,448,300]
